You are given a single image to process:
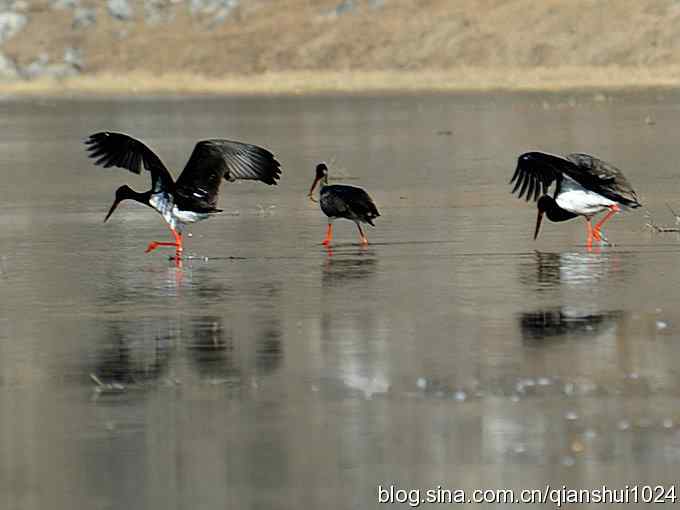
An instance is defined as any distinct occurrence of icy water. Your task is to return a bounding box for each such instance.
[1,93,680,509]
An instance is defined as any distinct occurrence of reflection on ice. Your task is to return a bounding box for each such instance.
[342,373,390,399]
[3,94,680,509]
[519,308,622,342]
[90,319,174,389]
[519,250,637,290]
[185,316,239,383]
[322,248,378,285]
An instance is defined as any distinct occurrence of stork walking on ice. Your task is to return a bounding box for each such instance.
[308,162,380,246]
[85,131,281,259]
[510,151,640,247]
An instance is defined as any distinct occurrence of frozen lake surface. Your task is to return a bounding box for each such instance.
[1,92,680,508]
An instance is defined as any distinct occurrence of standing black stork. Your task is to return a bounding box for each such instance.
[510,151,641,247]
[308,163,380,246]
[85,132,281,259]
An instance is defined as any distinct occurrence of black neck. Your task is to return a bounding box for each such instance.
[127,188,153,205]
[543,197,578,222]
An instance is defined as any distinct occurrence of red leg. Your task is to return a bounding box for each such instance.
[589,219,603,241]
[145,228,183,257]
[585,218,594,248]
[357,223,369,245]
[322,223,333,246]
[592,204,620,240]
[172,229,183,259]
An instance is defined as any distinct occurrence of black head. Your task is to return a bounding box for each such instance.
[534,195,579,239]
[105,185,138,222]
[309,162,329,198]
[537,195,553,213]
[315,162,328,179]
[533,195,554,240]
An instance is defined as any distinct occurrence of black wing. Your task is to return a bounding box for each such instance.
[174,140,281,210]
[510,151,576,202]
[323,185,380,226]
[85,132,174,193]
[511,151,641,207]
[566,153,641,207]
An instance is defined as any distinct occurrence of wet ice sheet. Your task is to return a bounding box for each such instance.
[1,92,680,509]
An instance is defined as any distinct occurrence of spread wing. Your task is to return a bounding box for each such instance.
[174,139,281,210]
[510,151,578,202]
[511,151,641,207]
[566,153,641,207]
[84,132,174,193]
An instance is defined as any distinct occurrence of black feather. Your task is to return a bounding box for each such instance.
[84,131,174,192]
[174,139,282,210]
[510,151,641,208]
[320,184,380,226]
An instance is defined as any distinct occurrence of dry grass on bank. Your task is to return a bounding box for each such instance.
[0,67,678,97]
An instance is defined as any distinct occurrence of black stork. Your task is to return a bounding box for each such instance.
[510,151,641,247]
[85,131,281,259]
[308,163,380,246]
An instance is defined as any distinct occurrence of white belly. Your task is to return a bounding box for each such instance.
[149,193,209,230]
[172,207,209,224]
[556,176,617,216]
[556,189,616,216]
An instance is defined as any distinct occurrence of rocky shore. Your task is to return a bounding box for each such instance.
[0,1,679,94]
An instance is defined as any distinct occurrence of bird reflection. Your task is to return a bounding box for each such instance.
[185,316,239,382]
[186,274,233,300]
[184,300,284,381]
[94,269,285,389]
[91,319,174,387]
[322,249,378,286]
[247,282,284,376]
[519,308,622,342]
[255,322,283,376]
[516,250,634,343]
[518,250,634,290]
[518,251,562,289]
[318,248,388,400]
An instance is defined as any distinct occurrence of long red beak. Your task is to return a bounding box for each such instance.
[534,210,544,240]
[104,198,121,222]
[308,175,322,199]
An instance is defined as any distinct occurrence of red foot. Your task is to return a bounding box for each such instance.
[592,205,620,242]
[145,241,179,254]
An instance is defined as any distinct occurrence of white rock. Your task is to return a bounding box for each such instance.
[0,12,26,44]
[51,0,79,9]
[0,52,19,80]
[64,47,83,69]
[108,0,133,20]
[73,7,96,29]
